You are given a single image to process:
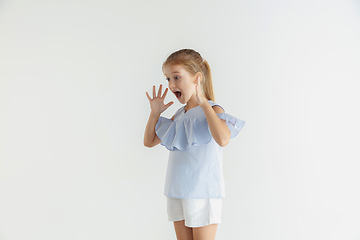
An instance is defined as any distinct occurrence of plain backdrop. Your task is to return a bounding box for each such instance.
[1,0,360,239]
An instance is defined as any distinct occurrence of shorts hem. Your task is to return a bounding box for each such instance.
[185,219,222,228]
[168,217,185,222]
[165,194,224,199]
[168,219,222,228]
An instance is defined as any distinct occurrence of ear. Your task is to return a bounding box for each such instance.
[194,72,202,84]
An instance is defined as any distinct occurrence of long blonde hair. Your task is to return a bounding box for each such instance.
[162,49,215,102]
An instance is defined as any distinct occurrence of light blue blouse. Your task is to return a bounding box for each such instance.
[155,100,245,199]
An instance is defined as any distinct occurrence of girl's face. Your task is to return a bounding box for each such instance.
[164,64,200,104]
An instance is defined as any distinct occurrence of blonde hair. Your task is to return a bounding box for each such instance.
[162,49,215,102]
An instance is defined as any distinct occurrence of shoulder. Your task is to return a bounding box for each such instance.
[212,105,224,113]
[208,100,225,113]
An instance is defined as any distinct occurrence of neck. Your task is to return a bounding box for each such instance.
[185,96,208,111]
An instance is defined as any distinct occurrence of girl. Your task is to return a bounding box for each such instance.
[144,49,245,240]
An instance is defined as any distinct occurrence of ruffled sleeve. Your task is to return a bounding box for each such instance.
[155,116,174,150]
[216,113,245,138]
[155,116,212,151]
[155,113,245,151]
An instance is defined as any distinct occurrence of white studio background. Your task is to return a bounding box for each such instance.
[0,0,359,239]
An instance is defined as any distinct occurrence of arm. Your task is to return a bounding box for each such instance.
[143,113,174,148]
[144,85,174,148]
[143,112,161,148]
[202,103,231,147]
[194,78,230,147]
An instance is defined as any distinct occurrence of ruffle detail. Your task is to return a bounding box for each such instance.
[155,113,245,151]
[216,113,245,138]
[155,116,212,151]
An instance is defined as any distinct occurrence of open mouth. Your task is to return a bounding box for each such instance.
[174,91,182,99]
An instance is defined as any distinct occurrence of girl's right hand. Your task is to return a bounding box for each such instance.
[146,84,174,114]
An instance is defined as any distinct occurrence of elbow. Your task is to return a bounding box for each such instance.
[144,140,152,148]
[217,137,230,147]
[216,130,231,147]
[215,126,231,147]
[219,141,229,147]
[144,140,157,148]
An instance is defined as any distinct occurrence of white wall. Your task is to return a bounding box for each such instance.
[1,0,359,239]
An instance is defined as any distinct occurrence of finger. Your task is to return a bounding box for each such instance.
[197,84,202,96]
[152,85,156,98]
[146,92,151,101]
[157,84,162,97]
[196,85,201,101]
[162,88,169,99]
[165,101,174,109]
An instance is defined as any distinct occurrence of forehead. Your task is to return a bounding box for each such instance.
[164,64,187,76]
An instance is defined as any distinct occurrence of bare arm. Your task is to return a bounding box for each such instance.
[203,103,231,147]
[143,113,174,148]
[194,77,230,147]
[143,112,162,147]
[143,85,174,148]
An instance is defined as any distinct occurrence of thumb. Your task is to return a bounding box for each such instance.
[165,101,174,109]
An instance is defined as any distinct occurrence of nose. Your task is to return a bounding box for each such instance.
[168,79,175,90]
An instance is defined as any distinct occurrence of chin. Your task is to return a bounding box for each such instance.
[181,98,190,105]
[177,97,186,104]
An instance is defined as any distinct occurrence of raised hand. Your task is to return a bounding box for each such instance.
[146,84,174,114]
[195,79,208,108]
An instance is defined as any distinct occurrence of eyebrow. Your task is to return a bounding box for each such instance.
[165,71,180,77]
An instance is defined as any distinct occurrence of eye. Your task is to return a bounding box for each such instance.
[166,77,170,81]
[174,76,180,80]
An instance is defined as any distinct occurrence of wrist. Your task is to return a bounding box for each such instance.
[150,111,161,118]
[200,100,211,109]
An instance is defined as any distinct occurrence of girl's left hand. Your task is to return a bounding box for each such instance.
[195,80,208,108]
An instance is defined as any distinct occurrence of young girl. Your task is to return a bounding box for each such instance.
[144,49,245,240]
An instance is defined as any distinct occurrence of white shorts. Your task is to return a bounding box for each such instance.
[166,197,222,228]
